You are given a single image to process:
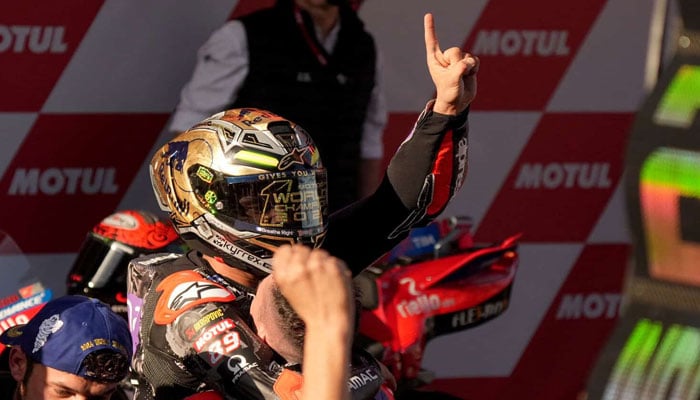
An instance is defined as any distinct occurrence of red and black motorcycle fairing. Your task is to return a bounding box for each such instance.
[356,217,520,392]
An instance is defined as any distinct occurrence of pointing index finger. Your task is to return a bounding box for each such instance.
[424,13,446,66]
[424,14,438,55]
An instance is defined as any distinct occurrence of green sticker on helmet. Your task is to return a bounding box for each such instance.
[197,166,214,183]
[205,190,218,204]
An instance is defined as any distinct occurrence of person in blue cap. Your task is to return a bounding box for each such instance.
[0,295,132,400]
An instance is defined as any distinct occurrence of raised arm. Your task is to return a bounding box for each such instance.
[324,13,481,275]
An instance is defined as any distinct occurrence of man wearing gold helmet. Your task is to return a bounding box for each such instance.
[128,13,478,400]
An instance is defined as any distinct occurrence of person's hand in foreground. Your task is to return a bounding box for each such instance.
[272,244,355,400]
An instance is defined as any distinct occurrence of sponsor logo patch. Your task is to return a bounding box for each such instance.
[226,355,257,383]
[348,368,380,391]
[193,318,236,352]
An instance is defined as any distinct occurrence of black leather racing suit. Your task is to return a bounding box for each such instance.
[128,102,470,399]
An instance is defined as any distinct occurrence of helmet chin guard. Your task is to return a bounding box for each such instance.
[150,108,329,277]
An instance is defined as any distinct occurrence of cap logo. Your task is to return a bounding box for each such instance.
[5,326,23,338]
[32,314,63,354]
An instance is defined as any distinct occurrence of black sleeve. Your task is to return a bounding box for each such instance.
[324,103,470,275]
[387,104,470,219]
[324,176,408,275]
[128,257,284,400]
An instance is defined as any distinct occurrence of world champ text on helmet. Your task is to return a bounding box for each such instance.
[149,108,329,277]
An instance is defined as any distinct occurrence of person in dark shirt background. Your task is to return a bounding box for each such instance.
[169,0,387,212]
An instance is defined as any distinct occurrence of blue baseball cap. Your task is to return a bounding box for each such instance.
[0,295,132,382]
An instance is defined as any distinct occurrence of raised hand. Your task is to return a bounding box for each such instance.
[272,244,355,400]
[424,13,479,115]
[271,245,354,331]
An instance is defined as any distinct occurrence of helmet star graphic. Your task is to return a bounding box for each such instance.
[278,147,308,170]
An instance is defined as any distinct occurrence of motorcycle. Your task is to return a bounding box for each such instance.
[355,216,521,399]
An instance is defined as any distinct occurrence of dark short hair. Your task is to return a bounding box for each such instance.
[21,348,127,384]
[272,284,362,358]
[80,349,130,383]
[272,286,306,355]
[22,356,35,387]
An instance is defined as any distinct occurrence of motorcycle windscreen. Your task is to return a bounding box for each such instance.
[68,233,135,291]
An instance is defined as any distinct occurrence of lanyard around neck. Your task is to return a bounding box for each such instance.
[293,5,328,66]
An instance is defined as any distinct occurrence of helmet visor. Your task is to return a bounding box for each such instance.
[68,233,135,291]
[68,233,185,292]
[190,166,329,238]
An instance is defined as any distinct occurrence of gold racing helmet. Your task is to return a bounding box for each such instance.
[150,108,329,276]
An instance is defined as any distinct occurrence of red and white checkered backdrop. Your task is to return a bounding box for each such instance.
[0,0,655,398]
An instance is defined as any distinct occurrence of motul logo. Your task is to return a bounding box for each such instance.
[0,25,67,53]
[194,319,235,352]
[473,30,570,56]
[7,168,118,195]
[514,162,612,189]
[556,293,621,320]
